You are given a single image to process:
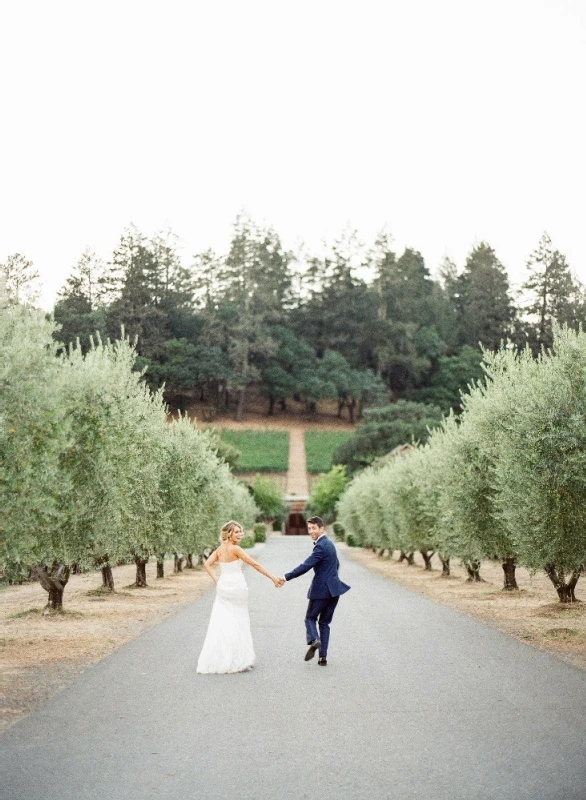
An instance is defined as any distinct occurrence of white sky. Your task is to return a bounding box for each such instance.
[1,0,585,309]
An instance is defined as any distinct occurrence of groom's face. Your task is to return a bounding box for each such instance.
[307,523,323,541]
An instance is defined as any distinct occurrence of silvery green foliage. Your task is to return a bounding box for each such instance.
[416,416,461,559]
[337,467,380,547]
[160,420,256,556]
[486,328,586,575]
[443,352,520,564]
[221,473,258,535]
[337,454,410,552]
[433,403,514,564]
[59,336,169,568]
[337,326,586,599]
[0,297,71,571]
[392,447,437,557]
[1,297,260,581]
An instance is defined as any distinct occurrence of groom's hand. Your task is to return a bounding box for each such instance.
[276,576,285,588]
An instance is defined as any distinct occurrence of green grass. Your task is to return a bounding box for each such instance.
[305,431,353,474]
[220,430,289,473]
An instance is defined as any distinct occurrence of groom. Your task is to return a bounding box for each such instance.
[278,516,350,666]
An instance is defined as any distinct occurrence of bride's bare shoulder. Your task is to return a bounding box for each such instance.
[217,543,240,563]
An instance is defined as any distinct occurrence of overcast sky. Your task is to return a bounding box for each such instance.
[1,0,585,309]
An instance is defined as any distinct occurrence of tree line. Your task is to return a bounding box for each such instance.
[337,326,586,603]
[0,290,258,609]
[3,216,582,421]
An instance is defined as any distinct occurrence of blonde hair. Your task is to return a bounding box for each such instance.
[220,520,242,543]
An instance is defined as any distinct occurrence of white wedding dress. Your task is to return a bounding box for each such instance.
[197,559,256,674]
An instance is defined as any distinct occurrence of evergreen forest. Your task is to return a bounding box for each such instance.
[4,215,580,423]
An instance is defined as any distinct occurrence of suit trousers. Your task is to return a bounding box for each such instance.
[305,596,340,658]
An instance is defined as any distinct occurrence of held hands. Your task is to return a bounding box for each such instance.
[272,575,285,588]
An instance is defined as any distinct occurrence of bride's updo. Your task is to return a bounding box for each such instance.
[220,520,241,543]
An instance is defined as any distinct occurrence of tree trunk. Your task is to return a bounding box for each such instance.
[420,550,435,570]
[101,564,114,590]
[156,556,165,579]
[279,398,287,411]
[185,553,194,569]
[236,388,244,420]
[174,553,184,573]
[439,554,451,577]
[133,556,148,587]
[544,563,581,603]
[399,551,415,565]
[464,561,485,582]
[31,562,71,612]
[348,399,356,424]
[268,396,275,416]
[197,553,204,567]
[502,558,519,591]
[377,548,388,558]
[337,398,344,418]
[94,554,114,591]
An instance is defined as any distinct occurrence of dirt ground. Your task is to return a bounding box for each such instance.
[182,391,356,432]
[345,547,586,672]
[0,556,221,732]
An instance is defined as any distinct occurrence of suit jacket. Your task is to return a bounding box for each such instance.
[285,535,351,600]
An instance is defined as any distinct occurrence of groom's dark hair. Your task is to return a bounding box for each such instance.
[306,516,325,528]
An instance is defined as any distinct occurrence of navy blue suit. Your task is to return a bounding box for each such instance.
[285,534,350,658]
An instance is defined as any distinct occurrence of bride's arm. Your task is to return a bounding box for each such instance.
[204,549,219,584]
[234,546,279,583]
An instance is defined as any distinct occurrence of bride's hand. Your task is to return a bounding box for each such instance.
[272,575,284,588]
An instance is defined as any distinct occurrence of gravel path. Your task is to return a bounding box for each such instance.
[286,429,309,496]
[2,537,586,800]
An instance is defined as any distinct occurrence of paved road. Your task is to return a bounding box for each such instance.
[2,537,586,800]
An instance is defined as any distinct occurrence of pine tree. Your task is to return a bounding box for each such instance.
[0,253,40,306]
[213,213,291,419]
[520,232,584,352]
[456,242,515,351]
[54,249,108,351]
[59,248,105,307]
[105,227,170,360]
[293,228,373,366]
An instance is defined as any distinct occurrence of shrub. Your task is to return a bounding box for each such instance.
[253,523,267,543]
[306,465,348,522]
[345,534,357,547]
[207,432,241,470]
[240,535,255,549]
[333,400,444,475]
[251,475,286,521]
[333,523,345,541]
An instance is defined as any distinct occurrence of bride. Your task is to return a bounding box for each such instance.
[197,520,281,674]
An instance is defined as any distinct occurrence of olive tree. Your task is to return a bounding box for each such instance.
[488,329,586,601]
[0,298,72,608]
[59,336,168,590]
